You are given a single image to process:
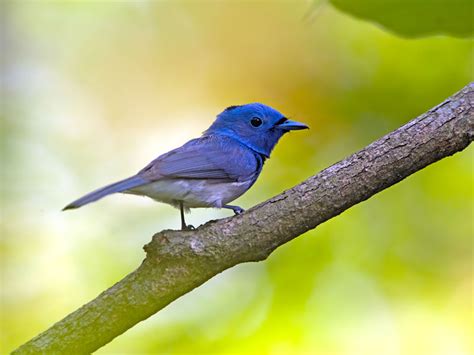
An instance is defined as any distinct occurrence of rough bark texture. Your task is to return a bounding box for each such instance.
[13,83,474,354]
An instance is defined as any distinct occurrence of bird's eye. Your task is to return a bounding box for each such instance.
[250,117,262,127]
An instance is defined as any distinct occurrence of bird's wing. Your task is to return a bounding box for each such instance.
[139,136,260,182]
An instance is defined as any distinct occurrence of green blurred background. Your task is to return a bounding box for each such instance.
[1,1,473,354]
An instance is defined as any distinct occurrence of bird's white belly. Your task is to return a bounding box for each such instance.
[127,179,252,209]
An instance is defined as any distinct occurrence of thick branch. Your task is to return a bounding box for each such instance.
[13,84,474,354]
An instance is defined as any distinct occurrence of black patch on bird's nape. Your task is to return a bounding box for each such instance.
[225,105,240,111]
[274,117,288,126]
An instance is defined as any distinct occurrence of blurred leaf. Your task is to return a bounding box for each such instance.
[329,0,474,38]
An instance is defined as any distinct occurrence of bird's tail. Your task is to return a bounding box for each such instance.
[63,175,147,211]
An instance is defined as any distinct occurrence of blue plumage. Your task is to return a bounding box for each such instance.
[63,175,147,210]
[64,103,308,229]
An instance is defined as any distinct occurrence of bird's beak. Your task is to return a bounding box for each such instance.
[277,119,309,131]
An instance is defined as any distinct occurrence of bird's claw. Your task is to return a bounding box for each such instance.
[182,224,195,231]
[223,204,245,215]
[233,207,244,215]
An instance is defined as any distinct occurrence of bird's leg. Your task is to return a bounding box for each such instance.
[179,201,194,231]
[179,201,186,230]
[223,204,245,215]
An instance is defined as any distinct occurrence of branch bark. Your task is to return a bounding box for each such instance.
[13,83,474,354]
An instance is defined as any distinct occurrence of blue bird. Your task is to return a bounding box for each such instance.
[63,103,308,230]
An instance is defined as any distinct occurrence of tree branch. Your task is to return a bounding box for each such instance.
[13,83,474,354]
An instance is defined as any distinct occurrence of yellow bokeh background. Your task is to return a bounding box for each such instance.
[1,1,472,354]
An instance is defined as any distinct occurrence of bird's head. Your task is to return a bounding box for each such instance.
[204,103,308,157]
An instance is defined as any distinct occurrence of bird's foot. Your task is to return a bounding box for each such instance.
[181,224,195,231]
[223,205,245,215]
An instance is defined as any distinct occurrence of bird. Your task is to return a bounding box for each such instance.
[63,103,308,230]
